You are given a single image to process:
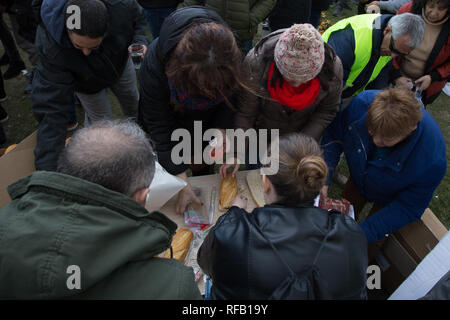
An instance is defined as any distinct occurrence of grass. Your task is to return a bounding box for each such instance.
[1,4,449,229]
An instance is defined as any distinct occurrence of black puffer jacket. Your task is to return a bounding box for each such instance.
[32,0,148,94]
[138,6,237,175]
[31,0,148,171]
[137,0,182,9]
[198,204,368,300]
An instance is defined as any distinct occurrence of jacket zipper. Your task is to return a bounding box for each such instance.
[100,51,120,79]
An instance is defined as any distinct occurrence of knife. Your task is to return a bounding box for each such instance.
[208,187,216,225]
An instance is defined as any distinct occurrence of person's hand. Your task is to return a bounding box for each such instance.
[365,1,380,8]
[219,161,240,178]
[230,194,248,210]
[176,183,202,215]
[320,185,329,200]
[415,75,432,92]
[395,76,412,89]
[141,45,147,59]
[128,44,147,60]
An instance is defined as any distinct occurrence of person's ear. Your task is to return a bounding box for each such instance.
[132,187,150,206]
[384,26,392,36]
[262,174,272,194]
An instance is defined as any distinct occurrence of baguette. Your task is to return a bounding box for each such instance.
[219,173,238,210]
[163,228,193,263]
[246,170,265,207]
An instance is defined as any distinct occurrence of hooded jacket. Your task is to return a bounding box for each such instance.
[0,171,202,299]
[137,0,182,8]
[32,0,148,94]
[321,90,447,243]
[235,29,343,142]
[138,6,237,175]
[31,0,148,172]
[198,204,368,300]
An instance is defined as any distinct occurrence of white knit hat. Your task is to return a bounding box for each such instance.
[274,24,325,84]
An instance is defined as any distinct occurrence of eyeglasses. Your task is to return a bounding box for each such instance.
[389,36,410,56]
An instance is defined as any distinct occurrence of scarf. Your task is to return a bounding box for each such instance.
[267,62,321,111]
[169,80,226,111]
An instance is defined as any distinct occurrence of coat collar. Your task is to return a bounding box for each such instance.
[7,171,177,232]
[352,109,424,172]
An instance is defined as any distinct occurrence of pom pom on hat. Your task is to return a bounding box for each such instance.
[274,24,325,85]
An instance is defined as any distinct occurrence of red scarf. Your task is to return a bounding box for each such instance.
[267,62,321,111]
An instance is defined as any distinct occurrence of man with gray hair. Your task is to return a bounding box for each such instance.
[322,13,425,99]
[0,120,202,300]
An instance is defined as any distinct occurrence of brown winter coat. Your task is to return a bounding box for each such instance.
[236,29,343,141]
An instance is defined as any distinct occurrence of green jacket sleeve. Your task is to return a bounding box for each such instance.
[180,0,204,7]
[249,0,276,30]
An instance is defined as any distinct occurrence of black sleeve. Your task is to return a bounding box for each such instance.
[197,206,248,277]
[138,46,189,175]
[31,26,75,171]
[130,0,150,45]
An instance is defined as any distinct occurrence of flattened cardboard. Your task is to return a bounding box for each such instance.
[0,131,36,209]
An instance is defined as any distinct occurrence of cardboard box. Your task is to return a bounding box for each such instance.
[0,131,36,210]
[376,209,448,297]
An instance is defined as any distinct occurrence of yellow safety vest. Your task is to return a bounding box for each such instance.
[322,14,392,96]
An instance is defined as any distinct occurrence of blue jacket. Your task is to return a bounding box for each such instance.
[321,90,446,243]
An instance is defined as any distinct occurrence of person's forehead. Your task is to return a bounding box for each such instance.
[427,0,449,10]
[71,33,102,48]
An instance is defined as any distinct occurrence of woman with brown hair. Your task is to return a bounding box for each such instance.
[138,7,245,214]
[198,133,368,300]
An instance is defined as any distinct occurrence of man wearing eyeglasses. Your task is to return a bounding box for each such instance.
[322,13,425,100]
[31,0,148,172]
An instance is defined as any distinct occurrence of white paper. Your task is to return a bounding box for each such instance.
[147,162,187,211]
[388,230,450,300]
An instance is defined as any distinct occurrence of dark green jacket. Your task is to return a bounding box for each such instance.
[181,0,276,41]
[0,171,202,300]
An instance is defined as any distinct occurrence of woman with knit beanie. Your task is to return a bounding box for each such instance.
[220,24,343,176]
[392,0,449,106]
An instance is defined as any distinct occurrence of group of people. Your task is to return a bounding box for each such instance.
[0,0,448,299]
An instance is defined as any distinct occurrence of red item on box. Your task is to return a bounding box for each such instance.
[318,196,352,216]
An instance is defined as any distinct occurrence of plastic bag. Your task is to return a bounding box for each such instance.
[184,188,211,231]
